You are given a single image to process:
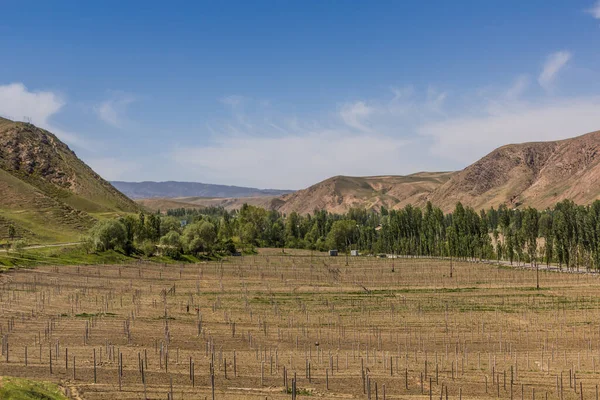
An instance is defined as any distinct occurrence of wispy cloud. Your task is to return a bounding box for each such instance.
[220,94,245,108]
[94,91,136,128]
[172,130,410,189]
[167,50,600,189]
[505,75,530,99]
[0,82,91,149]
[339,101,376,132]
[538,51,572,91]
[419,97,600,163]
[587,1,600,19]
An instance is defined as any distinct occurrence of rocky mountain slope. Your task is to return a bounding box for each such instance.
[276,173,454,214]
[99,126,600,217]
[145,129,600,215]
[0,117,138,243]
[428,130,600,212]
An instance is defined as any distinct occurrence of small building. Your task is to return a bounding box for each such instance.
[351,250,359,256]
[329,249,338,256]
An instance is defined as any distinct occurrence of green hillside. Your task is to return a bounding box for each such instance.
[0,117,138,244]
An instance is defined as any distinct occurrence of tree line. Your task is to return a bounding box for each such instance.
[84,199,600,269]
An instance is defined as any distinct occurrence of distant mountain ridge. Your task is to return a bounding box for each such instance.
[111,181,293,199]
[139,129,600,215]
[138,172,455,213]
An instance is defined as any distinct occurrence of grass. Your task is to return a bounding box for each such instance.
[0,244,210,270]
[0,377,67,400]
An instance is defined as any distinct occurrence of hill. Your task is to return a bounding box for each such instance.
[276,172,454,214]
[139,172,454,214]
[427,129,600,212]
[111,180,292,199]
[0,117,138,243]
[125,129,600,217]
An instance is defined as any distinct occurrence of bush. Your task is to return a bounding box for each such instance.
[216,238,237,255]
[140,240,156,257]
[12,239,27,255]
[80,235,95,254]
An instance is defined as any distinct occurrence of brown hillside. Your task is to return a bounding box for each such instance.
[136,173,453,215]
[277,172,453,215]
[134,129,600,217]
[428,130,600,212]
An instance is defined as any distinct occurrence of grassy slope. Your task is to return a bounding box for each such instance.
[0,245,205,271]
[0,118,139,244]
[0,168,93,243]
[0,377,67,400]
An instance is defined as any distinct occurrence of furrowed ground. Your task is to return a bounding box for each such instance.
[1,253,600,399]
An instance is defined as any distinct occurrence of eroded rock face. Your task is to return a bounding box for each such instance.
[0,121,136,208]
[0,124,77,190]
[428,130,600,212]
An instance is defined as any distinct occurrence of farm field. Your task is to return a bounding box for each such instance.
[1,256,600,399]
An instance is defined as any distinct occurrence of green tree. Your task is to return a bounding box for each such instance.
[89,220,127,252]
[8,224,16,242]
[183,221,217,254]
[326,220,358,251]
[140,240,156,257]
[160,231,183,259]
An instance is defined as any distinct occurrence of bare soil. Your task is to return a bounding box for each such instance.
[0,255,599,399]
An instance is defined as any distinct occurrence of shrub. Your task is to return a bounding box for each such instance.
[140,240,156,257]
[12,239,27,255]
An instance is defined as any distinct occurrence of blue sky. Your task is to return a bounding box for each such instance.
[1,1,600,189]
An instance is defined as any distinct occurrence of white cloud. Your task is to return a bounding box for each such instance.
[587,1,600,19]
[426,86,447,113]
[339,101,376,132]
[0,82,64,126]
[505,75,530,99]
[220,95,245,108]
[538,51,572,91]
[171,131,410,189]
[94,92,135,128]
[168,47,600,189]
[0,82,90,149]
[419,97,600,163]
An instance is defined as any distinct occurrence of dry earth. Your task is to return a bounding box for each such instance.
[0,255,600,399]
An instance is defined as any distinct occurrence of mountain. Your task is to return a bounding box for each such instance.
[138,172,454,214]
[111,181,293,199]
[121,128,600,217]
[0,117,138,243]
[427,129,600,212]
[276,173,454,215]
[141,130,600,215]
